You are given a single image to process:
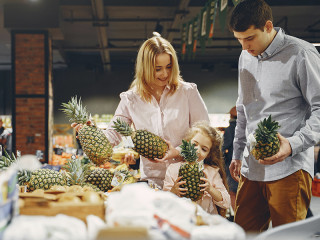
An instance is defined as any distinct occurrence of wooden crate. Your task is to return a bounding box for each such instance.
[19,193,105,223]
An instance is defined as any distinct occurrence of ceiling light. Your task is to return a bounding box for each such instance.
[312,43,320,47]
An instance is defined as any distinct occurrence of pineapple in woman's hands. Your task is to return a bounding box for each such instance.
[112,118,168,160]
[61,96,113,165]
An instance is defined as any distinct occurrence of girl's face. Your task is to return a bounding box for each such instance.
[190,132,212,162]
[152,53,172,89]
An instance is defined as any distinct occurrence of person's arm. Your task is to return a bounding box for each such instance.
[163,164,187,197]
[200,170,231,209]
[286,49,320,155]
[263,48,320,164]
[187,83,210,124]
[104,93,133,147]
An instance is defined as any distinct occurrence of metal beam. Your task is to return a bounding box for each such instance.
[91,0,111,71]
[63,17,175,23]
[166,0,190,42]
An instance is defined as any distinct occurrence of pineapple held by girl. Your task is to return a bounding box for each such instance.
[178,140,205,201]
[61,96,113,165]
[112,118,168,160]
[163,121,230,216]
[251,115,280,160]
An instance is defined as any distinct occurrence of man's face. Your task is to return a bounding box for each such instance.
[233,25,271,57]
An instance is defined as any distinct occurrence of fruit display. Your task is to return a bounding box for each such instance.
[178,140,205,202]
[112,118,168,160]
[251,115,280,160]
[61,96,113,165]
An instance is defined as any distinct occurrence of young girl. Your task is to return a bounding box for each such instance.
[163,121,231,216]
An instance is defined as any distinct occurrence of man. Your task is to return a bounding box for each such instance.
[0,118,7,154]
[222,106,238,212]
[228,0,320,232]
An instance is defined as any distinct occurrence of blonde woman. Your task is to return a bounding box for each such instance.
[73,33,209,188]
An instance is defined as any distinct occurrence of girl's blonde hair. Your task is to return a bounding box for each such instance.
[184,121,229,217]
[130,33,183,102]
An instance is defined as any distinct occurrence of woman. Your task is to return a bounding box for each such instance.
[73,33,209,188]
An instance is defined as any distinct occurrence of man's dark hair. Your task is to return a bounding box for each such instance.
[229,0,273,32]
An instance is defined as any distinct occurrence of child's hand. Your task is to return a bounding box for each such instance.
[170,176,187,197]
[200,172,214,193]
[200,172,223,202]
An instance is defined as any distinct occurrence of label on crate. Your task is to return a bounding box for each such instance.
[111,171,126,187]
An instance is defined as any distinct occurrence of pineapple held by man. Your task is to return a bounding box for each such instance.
[61,96,113,165]
[178,140,205,202]
[0,149,66,191]
[251,115,280,160]
[112,118,168,160]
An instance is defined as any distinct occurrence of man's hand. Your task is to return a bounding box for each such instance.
[229,159,241,182]
[259,133,292,165]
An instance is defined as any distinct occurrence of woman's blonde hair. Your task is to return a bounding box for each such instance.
[130,33,183,102]
[184,121,229,217]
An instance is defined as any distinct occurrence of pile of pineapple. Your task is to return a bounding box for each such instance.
[0,149,136,193]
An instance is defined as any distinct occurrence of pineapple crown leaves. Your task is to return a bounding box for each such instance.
[112,118,133,136]
[0,148,17,170]
[63,156,91,186]
[0,149,32,185]
[60,96,89,124]
[179,140,198,164]
[255,115,280,143]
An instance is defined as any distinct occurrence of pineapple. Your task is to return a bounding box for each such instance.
[63,156,101,191]
[27,169,66,191]
[0,149,66,191]
[85,167,114,192]
[61,96,113,165]
[251,115,280,160]
[178,140,205,202]
[112,118,168,160]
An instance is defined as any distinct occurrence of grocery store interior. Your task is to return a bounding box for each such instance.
[0,0,320,239]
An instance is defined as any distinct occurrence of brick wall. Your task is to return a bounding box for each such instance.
[12,31,52,162]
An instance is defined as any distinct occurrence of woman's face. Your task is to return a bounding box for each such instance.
[153,53,172,88]
[191,132,212,162]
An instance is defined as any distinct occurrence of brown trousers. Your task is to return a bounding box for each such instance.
[234,170,312,233]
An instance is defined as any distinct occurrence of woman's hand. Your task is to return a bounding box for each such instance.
[122,153,137,165]
[71,120,92,133]
[170,176,187,197]
[154,140,181,163]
